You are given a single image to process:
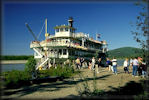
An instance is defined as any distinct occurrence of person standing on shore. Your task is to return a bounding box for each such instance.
[97,58,102,73]
[141,59,147,78]
[88,61,92,70]
[123,58,129,74]
[75,57,81,69]
[129,58,133,70]
[138,57,143,76]
[106,58,113,72]
[80,57,84,69]
[92,57,96,70]
[132,57,139,77]
[112,57,117,75]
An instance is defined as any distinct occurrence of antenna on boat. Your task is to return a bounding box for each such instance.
[45,18,47,34]
[44,18,49,57]
[45,18,49,40]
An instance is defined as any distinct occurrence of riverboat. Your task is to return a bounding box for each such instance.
[27,17,108,70]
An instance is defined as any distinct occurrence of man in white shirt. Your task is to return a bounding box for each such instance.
[92,57,95,70]
[112,57,117,75]
[123,58,129,74]
[132,57,139,77]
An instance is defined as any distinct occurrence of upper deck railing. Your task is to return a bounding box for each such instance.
[30,41,107,52]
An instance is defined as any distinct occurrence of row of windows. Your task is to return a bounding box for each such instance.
[69,50,94,56]
[56,28,68,32]
[49,49,95,56]
[58,49,67,55]
[48,49,67,55]
[56,28,74,32]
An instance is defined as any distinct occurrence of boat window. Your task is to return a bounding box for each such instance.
[65,28,68,31]
[68,50,71,55]
[56,29,59,32]
[59,49,62,55]
[63,49,67,55]
[60,28,64,32]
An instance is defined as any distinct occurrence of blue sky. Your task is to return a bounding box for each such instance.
[2,1,142,55]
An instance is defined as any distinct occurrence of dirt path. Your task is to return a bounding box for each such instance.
[2,67,145,99]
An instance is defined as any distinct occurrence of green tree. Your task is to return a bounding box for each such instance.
[131,0,149,75]
[25,57,37,78]
[131,0,149,60]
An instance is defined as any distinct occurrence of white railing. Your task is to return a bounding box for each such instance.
[48,35,55,38]
[30,43,40,48]
[31,41,104,52]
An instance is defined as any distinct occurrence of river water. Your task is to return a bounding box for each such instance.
[1,59,125,72]
[1,64,26,72]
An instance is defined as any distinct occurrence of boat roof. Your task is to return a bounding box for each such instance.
[54,25,76,30]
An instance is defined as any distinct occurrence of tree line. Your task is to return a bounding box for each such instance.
[1,55,34,60]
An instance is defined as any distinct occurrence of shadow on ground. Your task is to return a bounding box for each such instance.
[63,79,149,100]
[2,73,111,98]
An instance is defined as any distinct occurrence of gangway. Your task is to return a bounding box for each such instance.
[36,57,49,70]
[33,48,43,58]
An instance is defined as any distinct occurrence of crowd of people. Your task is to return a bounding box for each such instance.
[124,57,147,78]
[75,56,147,78]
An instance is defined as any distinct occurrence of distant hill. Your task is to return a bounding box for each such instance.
[107,47,144,59]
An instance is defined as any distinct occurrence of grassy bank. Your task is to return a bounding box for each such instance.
[2,66,77,89]
[1,58,78,89]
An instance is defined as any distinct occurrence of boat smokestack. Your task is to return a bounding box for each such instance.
[68,17,73,27]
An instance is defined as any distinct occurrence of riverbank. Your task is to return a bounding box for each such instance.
[1,60,27,64]
[2,67,147,99]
